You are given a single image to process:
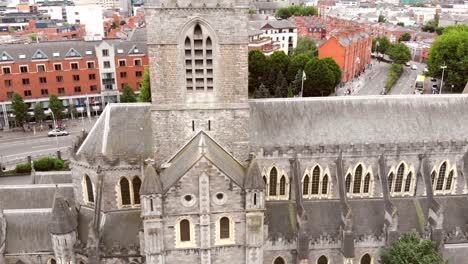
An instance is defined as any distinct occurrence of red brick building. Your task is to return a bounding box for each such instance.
[0,29,148,130]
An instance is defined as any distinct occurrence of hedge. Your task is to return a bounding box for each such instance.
[385,63,404,93]
[14,157,69,173]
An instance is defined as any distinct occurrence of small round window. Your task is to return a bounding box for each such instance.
[181,194,196,207]
[213,192,226,205]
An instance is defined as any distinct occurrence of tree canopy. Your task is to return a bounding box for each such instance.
[303,58,337,97]
[139,68,152,102]
[380,232,445,264]
[291,37,317,58]
[378,15,387,23]
[388,43,412,64]
[34,103,45,124]
[427,25,468,91]
[248,50,268,94]
[49,94,64,121]
[11,93,28,130]
[398,32,412,42]
[372,36,392,55]
[120,84,137,103]
[275,6,318,19]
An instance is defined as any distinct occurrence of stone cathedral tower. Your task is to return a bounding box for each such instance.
[146,0,251,164]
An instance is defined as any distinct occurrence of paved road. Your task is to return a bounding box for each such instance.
[0,117,96,167]
[357,62,391,95]
[389,62,426,95]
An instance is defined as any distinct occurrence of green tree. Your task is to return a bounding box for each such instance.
[248,9,257,14]
[388,43,412,64]
[248,50,268,95]
[398,33,412,42]
[120,84,137,103]
[253,83,270,98]
[286,53,311,82]
[303,58,335,96]
[33,103,45,124]
[275,6,317,19]
[29,33,38,42]
[396,22,405,27]
[139,68,152,102]
[291,37,317,58]
[49,94,64,121]
[427,25,468,91]
[11,93,29,131]
[274,72,288,98]
[268,51,290,74]
[380,232,445,264]
[372,36,392,55]
[68,103,77,119]
[378,15,387,23]
[321,57,342,87]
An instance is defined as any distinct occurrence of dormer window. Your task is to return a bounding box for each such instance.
[184,24,214,92]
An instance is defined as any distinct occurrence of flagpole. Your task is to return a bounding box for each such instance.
[300,70,306,97]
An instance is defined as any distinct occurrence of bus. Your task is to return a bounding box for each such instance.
[414,75,426,94]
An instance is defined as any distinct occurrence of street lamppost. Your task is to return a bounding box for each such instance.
[439,62,447,94]
[49,109,59,149]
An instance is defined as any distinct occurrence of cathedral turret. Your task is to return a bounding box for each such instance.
[140,164,164,264]
[244,157,265,264]
[48,190,77,264]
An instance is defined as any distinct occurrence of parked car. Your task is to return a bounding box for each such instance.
[431,78,437,82]
[405,62,411,67]
[48,129,69,137]
[411,65,418,70]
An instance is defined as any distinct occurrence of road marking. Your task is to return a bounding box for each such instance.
[31,144,52,149]
[3,146,69,159]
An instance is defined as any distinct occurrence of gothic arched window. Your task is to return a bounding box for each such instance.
[404,172,412,192]
[220,217,230,239]
[431,171,436,187]
[360,254,372,264]
[120,177,131,205]
[394,163,405,192]
[303,174,310,195]
[279,176,286,195]
[311,166,320,194]
[363,173,371,194]
[84,175,94,203]
[388,172,394,192]
[345,173,351,193]
[274,257,286,264]
[269,167,277,196]
[317,255,328,264]
[180,219,191,242]
[184,24,214,92]
[436,162,447,190]
[132,177,141,205]
[353,165,363,193]
[322,174,329,195]
[445,170,454,190]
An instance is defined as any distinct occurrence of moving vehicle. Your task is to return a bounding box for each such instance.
[411,64,418,70]
[48,129,69,137]
[432,84,439,94]
[405,62,411,67]
[414,75,426,94]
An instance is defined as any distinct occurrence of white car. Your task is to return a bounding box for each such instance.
[411,65,418,70]
[48,129,69,137]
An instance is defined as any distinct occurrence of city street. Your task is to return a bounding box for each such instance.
[0,117,96,167]
[389,61,426,95]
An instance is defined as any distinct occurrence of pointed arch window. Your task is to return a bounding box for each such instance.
[363,173,371,194]
[431,171,436,187]
[311,166,320,194]
[345,173,351,193]
[303,174,310,195]
[184,23,214,92]
[47,258,57,264]
[132,177,141,205]
[353,165,363,193]
[322,174,329,195]
[274,257,286,264]
[404,172,412,192]
[279,176,286,195]
[84,175,94,203]
[120,178,131,205]
[388,172,394,192]
[360,254,372,264]
[436,162,447,191]
[394,164,405,192]
[445,170,454,190]
[317,256,328,264]
[269,167,278,196]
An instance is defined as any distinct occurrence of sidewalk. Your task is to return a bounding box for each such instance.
[336,59,386,96]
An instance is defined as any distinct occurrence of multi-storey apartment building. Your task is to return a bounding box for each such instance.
[0,30,148,130]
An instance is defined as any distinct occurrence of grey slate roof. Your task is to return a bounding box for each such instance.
[77,103,153,160]
[244,158,264,189]
[141,164,162,195]
[161,131,246,192]
[0,184,74,210]
[302,200,342,238]
[435,196,468,234]
[249,95,468,149]
[348,199,385,237]
[265,202,298,240]
[392,197,428,234]
[101,210,141,250]
[49,194,78,235]
[77,206,94,245]
[4,209,53,253]
[262,20,296,29]
[34,171,73,184]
